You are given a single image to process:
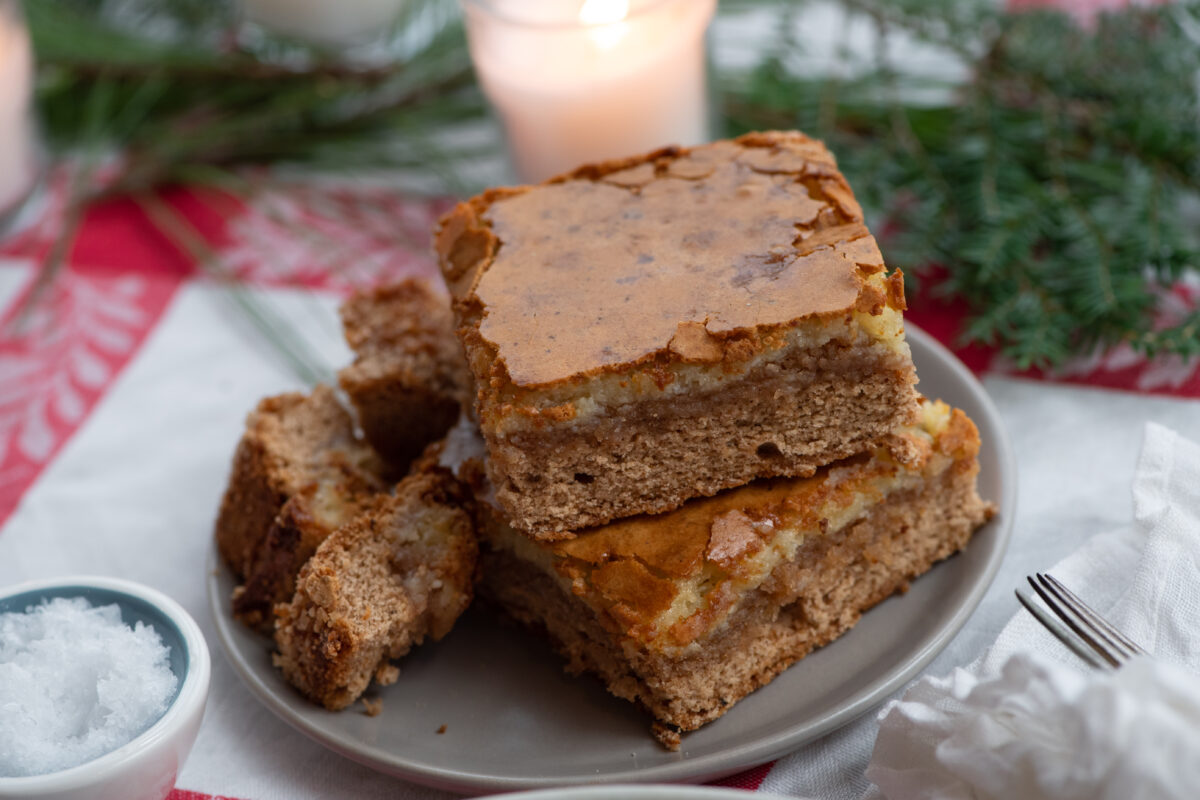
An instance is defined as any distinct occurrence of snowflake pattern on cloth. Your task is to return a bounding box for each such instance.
[0,175,453,524]
[216,180,452,294]
[0,268,178,517]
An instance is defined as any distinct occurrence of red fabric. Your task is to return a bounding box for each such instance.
[902,271,997,376]
[0,187,187,526]
[711,761,775,790]
[0,179,450,525]
[168,790,244,800]
[2,171,1197,793]
[905,272,1200,399]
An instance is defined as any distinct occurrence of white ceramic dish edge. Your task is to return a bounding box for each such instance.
[0,575,212,800]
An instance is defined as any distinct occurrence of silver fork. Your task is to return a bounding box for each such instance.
[1015,573,1149,670]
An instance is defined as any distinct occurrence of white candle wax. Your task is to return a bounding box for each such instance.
[462,0,716,183]
[0,1,36,218]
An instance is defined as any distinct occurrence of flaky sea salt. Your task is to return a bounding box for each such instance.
[0,596,179,777]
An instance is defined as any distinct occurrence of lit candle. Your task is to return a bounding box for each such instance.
[461,0,716,182]
[0,0,37,223]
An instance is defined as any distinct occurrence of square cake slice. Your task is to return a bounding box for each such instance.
[437,130,919,538]
[215,385,391,628]
[338,279,470,469]
[475,399,994,748]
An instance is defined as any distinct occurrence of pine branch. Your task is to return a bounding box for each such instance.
[723,0,1200,369]
[31,0,489,199]
[24,0,1200,371]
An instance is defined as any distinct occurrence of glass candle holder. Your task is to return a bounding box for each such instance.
[461,0,716,183]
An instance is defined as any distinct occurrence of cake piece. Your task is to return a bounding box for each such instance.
[437,130,919,538]
[215,386,390,629]
[338,280,470,469]
[274,467,477,710]
[476,399,994,748]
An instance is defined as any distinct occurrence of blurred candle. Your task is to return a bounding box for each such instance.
[0,0,37,222]
[461,0,716,182]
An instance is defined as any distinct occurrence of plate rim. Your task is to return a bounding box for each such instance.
[206,323,1017,793]
[486,786,799,800]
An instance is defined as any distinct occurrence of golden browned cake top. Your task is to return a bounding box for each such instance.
[437,131,902,388]
[495,401,983,648]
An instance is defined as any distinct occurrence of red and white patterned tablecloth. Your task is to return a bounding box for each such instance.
[2,1,1197,792]
[2,164,1198,800]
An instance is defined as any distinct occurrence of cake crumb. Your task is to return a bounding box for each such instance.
[437,724,447,735]
[375,663,400,686]
[651,722,682,752]
[362,698,383,717]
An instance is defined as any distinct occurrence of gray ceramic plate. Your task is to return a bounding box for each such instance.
[207,324,1016,795]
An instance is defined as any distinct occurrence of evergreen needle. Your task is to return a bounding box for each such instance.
[23,0,1200,370]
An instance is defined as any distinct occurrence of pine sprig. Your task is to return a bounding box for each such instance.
[30,0,489,197]
[723,0,1200,369]
[23,0,1200,370]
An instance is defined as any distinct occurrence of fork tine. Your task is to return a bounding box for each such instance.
[1014,587,1107,670]
[1034,574,1139,663]
[1027,576,1124,668]
[1040,574,1148,657]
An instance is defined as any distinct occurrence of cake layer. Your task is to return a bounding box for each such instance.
[476,400,994,747]
[215,386,391,629]
[489,330,917,540]
[274,467,477,711]
[437,130,919,536]
[338,279,469,469]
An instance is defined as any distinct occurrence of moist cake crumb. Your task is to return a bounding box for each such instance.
[338,280,469,468]
[475,399,994,746]
[216,385,391,630]
[273,466,477,711]
[375,663,401,686]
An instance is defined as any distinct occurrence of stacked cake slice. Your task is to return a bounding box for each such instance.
[435,131,994,747]
[438,131,919,537]
[213,129,993,745]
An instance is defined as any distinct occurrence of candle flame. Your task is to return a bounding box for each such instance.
[579,0,629,50]
[578,0,629,26]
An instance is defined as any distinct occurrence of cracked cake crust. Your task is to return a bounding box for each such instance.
[436,131,919,537]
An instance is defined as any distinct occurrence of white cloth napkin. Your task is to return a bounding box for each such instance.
[864,423,1200,799]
